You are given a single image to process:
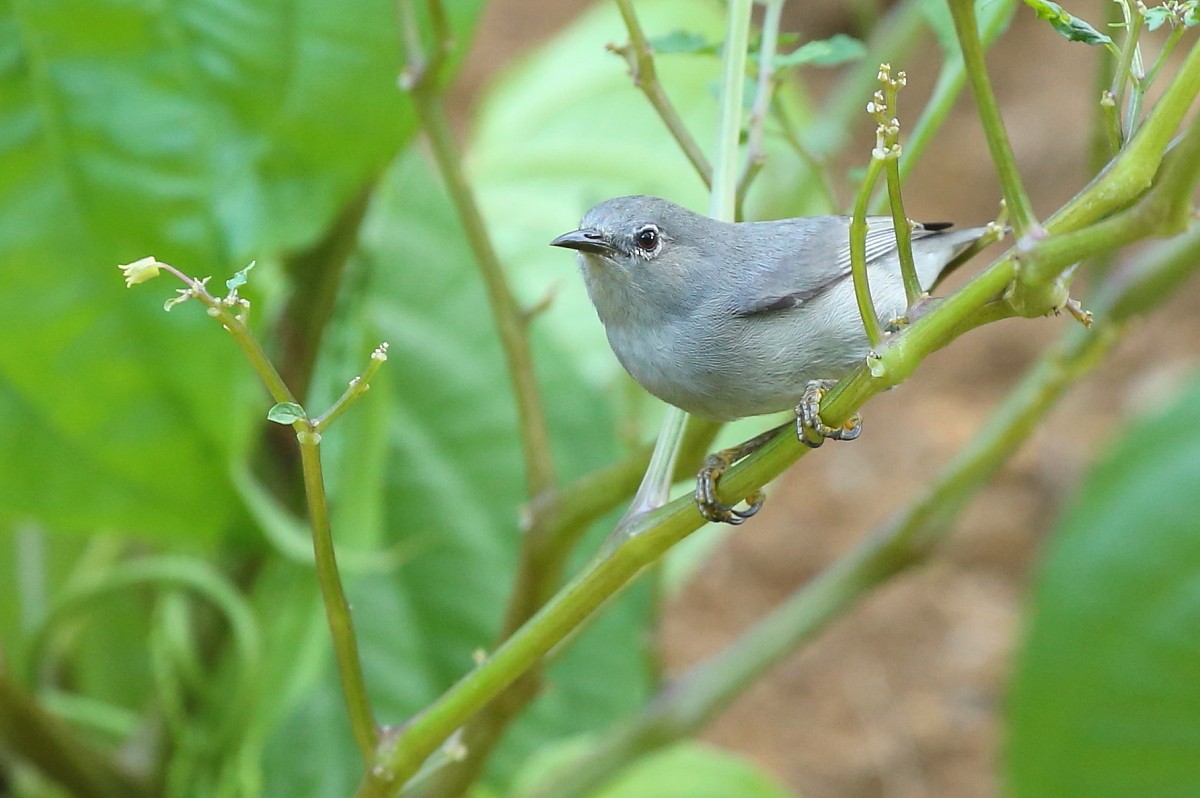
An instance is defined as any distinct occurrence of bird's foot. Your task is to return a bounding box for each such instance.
[796,379,862,448]
[694,426,782,525]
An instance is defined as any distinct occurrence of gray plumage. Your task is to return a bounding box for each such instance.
[550,195,987,421]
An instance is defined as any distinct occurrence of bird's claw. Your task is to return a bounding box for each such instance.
[796,379,862,448]
[693,426,781,525]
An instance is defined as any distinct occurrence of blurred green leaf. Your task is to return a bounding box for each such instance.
[512,739,795,798]
[0,0,481,540]
[1007,379,1200,797]
[595,743,795,798]
[1022,0,1114,46]
[773,34,865,69]
[647,29,720,56]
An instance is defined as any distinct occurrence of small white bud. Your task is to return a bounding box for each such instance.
[118,256,164,287]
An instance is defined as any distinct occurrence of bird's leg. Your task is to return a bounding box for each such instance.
[796,379,862,448]
[694,424,787,525]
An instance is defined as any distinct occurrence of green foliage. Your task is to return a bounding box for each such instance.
[4,0,1200,796]
[772,33,866,69]
[1142,1,1200,31]
[0,0,472,540]
[266,402,306,425]
[1022,0,1114,47]
[1007,380,1200,797]
[512,739,796,798]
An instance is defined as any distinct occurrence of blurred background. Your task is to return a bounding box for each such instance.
[2,0,1199,796]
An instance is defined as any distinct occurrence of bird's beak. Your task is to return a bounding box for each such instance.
[549,228,615,255]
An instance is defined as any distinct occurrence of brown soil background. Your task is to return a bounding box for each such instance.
[453,3,1200,796]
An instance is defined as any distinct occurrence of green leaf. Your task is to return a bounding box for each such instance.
[225,260,257,292]
[511,739,795,798]
[647,29,719,56]
[1007,379,1200,797]
[773,34,865,69]
[1143,5,1172,30]
[266,402,306,425]
[1022,0,1114,46]
[597,743,795,798]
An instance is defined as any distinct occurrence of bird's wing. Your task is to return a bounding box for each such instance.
[733,217,953,317]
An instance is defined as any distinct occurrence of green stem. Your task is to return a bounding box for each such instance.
[158,266,296,407]
[1111,1,1144,138]
[407,88,557,499]
[0,672,150,798]
[1050,35,1200,234]
[709,0,752,221]
[949,0,1038,236]
[313,343,390,433]
[850,155,887,346]
[613,0,713,187]
[1145,23,1186,87]
[298,436,378,763]
[881,74,921,304]
[155,266,378,763]
[736,0,786,212]
[886,0,1015,194]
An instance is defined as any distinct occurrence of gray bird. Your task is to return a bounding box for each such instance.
[551,195,988,523]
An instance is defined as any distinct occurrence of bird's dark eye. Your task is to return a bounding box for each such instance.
[635,225,660,251]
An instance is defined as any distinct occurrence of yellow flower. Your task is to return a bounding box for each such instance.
[117,256,164,287]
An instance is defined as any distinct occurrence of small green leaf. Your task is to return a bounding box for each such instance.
[266,403,306,425]
[773,33,866,69]
[1023,0,1114,45]
[647,29,720,56]
[225,260,257,292]
[1142,5,1171,30]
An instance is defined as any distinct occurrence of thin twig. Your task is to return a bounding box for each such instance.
[129,264,380,763]
[611,0,713,187]
[736,0,787,214]
[388,0,565,791]
[949,0,1039,237]
[402,0,557,499]
[877,65,922,305]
